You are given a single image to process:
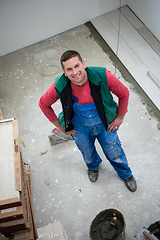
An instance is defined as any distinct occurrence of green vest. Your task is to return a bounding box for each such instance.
[55,67,118,130]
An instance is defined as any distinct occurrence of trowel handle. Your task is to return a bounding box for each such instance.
[143,231,154,240]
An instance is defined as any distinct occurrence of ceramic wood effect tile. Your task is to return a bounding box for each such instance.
[97,24,118,53]
[130,64,160,110]
[134,43,160,81]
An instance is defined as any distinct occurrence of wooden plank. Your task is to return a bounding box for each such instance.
[13,119,22,191]
[0,109,3,120]
[0,206,23,223]
[24,164,38,239]
[0,198,21,211]
[0,218,26,235]
[19,149,30,231]
[4,163,37,240]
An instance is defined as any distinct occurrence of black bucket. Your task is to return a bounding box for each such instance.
[90,209,126,240]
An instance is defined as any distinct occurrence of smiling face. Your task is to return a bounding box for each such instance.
[62,56,87,86]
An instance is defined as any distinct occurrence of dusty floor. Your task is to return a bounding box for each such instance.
[0,23,160,240]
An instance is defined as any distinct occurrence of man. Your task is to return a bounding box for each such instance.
[39,50,137,192]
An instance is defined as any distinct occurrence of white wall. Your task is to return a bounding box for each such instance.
[0,0,127,56]
[1,0,159,57]
[127,0,160,41]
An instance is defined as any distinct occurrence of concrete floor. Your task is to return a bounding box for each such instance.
[0,23,160,240]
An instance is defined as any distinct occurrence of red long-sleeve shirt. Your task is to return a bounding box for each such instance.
[39,70,129,122]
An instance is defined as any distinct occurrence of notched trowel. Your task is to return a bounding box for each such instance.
[48,128,73,146]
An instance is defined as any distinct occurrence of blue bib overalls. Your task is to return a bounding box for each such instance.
[71,102,132,180]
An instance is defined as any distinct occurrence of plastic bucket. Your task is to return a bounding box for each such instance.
[90,209,126,240]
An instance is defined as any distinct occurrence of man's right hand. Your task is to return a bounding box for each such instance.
[52,119,77,135]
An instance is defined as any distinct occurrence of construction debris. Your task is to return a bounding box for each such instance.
[40,150,48,155]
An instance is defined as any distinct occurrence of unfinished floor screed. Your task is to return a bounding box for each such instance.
[0,7,160,240]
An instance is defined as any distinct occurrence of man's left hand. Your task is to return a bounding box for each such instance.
[108,113,125,132]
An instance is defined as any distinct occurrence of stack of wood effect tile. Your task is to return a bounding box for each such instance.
[0,113,38,239]
[0,111,68,240]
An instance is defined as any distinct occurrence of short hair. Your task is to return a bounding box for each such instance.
[60,50,83,69]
